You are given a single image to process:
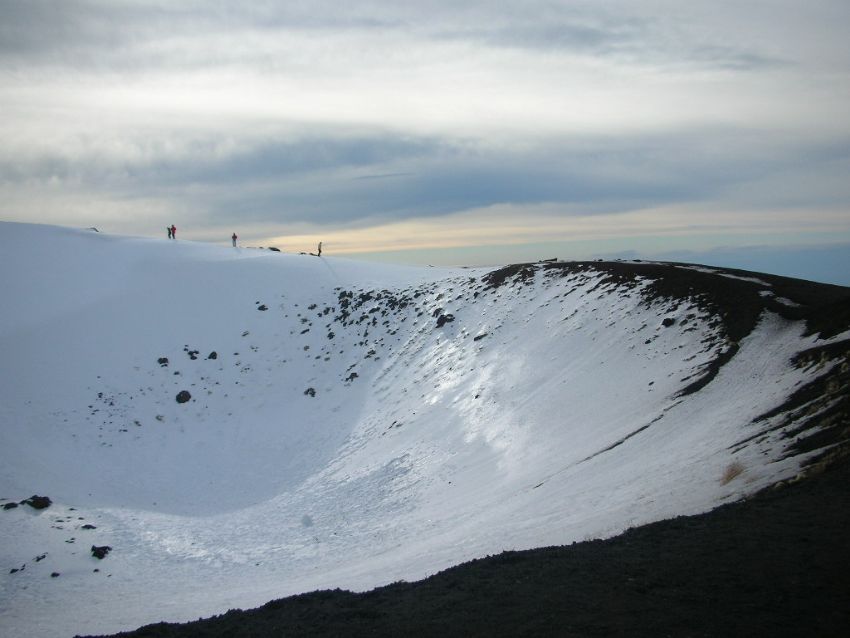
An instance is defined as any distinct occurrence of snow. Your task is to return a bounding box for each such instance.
[675,264,770,286]
[0,222,829,637]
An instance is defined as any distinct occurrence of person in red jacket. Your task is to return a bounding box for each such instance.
[171,224,177,239]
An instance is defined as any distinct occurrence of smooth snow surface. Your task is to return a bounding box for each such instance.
[0,223,826,637]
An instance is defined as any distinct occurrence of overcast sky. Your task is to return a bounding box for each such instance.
[2,1,849,280]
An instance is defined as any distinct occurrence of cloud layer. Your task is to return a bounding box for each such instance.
[1,0,849,266]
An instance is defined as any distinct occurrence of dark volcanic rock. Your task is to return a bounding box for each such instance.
[483,263,536,289]
[3,502,18,510]
[662,317,676,327]
[436,313,455,328]
[157,357,169,367]
[257,304,268,311]
[175,390,192,404]
[207,351,218,360]
[22,495,52,510]
[304,387,316,397]
[91,545,112,559]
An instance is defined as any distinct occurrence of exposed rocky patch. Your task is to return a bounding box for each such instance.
[435,313,454,328]
[22,495,52,510]
[91,545,112,560]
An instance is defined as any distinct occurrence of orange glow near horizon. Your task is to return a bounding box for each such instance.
[259,205,850,256]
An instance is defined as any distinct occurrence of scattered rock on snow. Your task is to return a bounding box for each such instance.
[207,351,218,360]
[176,390,192,404]
[662,317,676,327]
[22,495,52,510]
[304,387,316,397]
[157,357,169,367]
[436,313,455,328]
[3,502,18,510]
[257,304,268,311]
[91,545,112,559]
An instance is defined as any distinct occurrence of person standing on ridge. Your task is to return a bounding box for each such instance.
[171,224,177,239]
[232,232,238,247]
[317,241,322,257]
[167,226,172,239]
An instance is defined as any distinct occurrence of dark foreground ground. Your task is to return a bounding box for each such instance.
[88,457,850,638]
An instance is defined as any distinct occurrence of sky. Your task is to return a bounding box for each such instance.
[1,1,849,282]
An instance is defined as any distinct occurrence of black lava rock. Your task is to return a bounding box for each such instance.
[176,390,192,404]
[207,351,218,360]
[304,387,316,397]
[257,305,268,311]
[662,317,676,327]
[22,495,52,510]
[157,357,169,367]
[91,545,112,559]
[436,314,455,328]
[3,502,18,510]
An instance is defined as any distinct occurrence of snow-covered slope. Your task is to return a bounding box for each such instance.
[0,222,845,637]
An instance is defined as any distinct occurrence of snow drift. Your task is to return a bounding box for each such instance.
[1,222,847,637]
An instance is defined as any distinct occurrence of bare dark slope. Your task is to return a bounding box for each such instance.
[86,261,850,638]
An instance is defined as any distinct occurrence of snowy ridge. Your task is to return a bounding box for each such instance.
[0,223,845,637]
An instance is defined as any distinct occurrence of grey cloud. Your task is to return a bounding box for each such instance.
[5,127,849,228]
[0,0,397,70]
[436,13,786,71]
[688,45,785,71]
[0,1,788,74]
[183,129,850,227]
